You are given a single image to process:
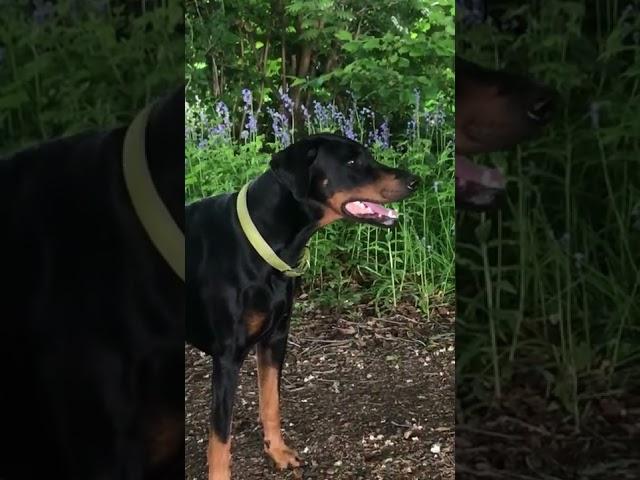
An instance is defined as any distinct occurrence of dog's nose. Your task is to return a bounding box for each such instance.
[527,89,555,124]
[406,175,420,191]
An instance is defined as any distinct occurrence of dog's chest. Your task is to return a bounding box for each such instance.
[241,281,295,338]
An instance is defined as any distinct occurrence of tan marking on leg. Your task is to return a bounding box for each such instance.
[207,431,231,480]
[257,348,302,470]
[146,413,183,466]
[244,311,266,336]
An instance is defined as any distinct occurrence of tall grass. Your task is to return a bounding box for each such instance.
[185,89,455,313]
[0,0,183,154]
[456,0,640,421]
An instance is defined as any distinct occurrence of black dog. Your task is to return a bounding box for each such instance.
[455,56,556,209]
[0,88,184,479]
[186,133,419,479]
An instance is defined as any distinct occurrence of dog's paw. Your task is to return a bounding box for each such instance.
[264,440,303,470]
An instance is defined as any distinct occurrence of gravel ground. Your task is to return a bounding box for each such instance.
[456,383,640,480]
[186,301,454,480]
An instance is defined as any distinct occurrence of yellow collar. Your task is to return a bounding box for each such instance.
[236,182,310,277]
[122,103,185,281]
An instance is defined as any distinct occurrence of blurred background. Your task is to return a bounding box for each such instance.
[0,0,184,154]
[456,1,640,478]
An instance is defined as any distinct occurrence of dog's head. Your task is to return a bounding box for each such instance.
[456,57,556,209]
[270,133,420,228]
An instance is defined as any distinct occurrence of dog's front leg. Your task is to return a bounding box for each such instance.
[257,337,302,470]
[208,355,240,480]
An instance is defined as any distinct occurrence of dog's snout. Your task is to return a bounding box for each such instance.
[526,89,555,124]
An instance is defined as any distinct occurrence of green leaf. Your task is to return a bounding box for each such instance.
[334,30,352,41]
[474,220,492,243]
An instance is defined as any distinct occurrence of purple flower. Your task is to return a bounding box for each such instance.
[300,104,310,124]
[242,88,253,107]
[214,101,231,135]
[215,101,230,123]
[379,121,390,147]
[279,87,294,114]
[372,121,390,148]
[313,101,329,127]
[340,111,356,140]
[267,107,291,146]
[197,138,208,149]
[210,124,227,135]
[328,103,343,123]
[245,113,257,135]
[240,130,249,140]
[92,0,108,13]
[458,0,486,25]
[33,0,54,25]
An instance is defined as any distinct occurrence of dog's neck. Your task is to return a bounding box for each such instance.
[245,171,322,268]
[143,89,185,230]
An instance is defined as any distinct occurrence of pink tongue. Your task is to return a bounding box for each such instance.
[345,201,397,218]
[456,155,505,188]
[364,202,395,217]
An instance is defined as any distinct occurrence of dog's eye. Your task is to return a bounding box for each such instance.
[346,159,356,166]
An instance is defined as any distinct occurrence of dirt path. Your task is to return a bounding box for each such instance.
[186,302,454,480]
[456,384,640,479]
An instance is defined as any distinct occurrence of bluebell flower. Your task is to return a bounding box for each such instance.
[378,121,390,148]
[300,104,310,124]
[33,0,54,25]
[313,101,329,127]
[279,87,294,114]
[245,113,257,135]
[242,88,253,107]
[267,107,290,146]
[215,101,231,134]
[328,103,342,124]
[340,111,356,140]
[92,0,108,13]
[215,101,230,122]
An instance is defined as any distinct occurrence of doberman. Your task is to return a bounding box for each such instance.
[455,56,556,209]
[186,133,420,479]
[0,88,184,479]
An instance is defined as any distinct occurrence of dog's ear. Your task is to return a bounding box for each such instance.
[269,139,319,201]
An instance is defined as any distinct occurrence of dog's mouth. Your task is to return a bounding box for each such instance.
[342,200,399,227]
[456,155,506,208]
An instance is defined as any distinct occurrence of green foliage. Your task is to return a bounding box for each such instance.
[185,92,455,313]
[185,0,453,131]
[185,0,455,313]
[0,0,184,153]
[456,1,640,419]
